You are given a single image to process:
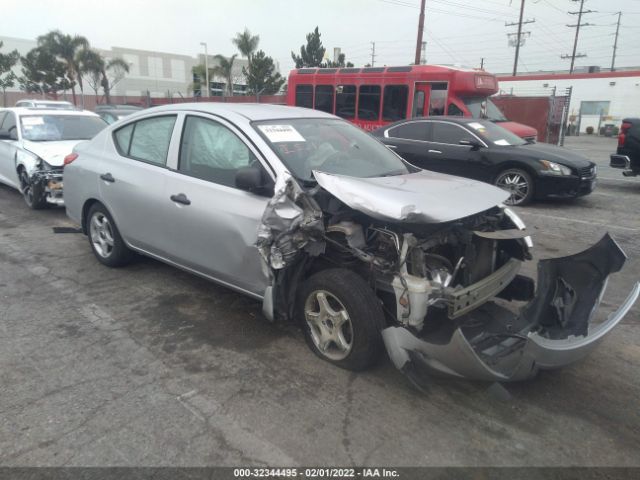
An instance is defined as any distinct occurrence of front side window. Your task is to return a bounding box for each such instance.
[19,115,106,142]
[179,116,256,188]
[254,118,415,182]
[115,115,176,166]
[448,103,464,116]
[295,85,313,109]
[432,122,475,145]
[358,85,381,121]
[314,85,334,113]
[382,85,408,122]
[1,112,16,134]
[335,85,356,119]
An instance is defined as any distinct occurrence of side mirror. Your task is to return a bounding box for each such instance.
[235,165,273,195]
[459,139,482,150]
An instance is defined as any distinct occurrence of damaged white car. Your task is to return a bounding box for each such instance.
[63,104,639,383]
[0,108,106,208]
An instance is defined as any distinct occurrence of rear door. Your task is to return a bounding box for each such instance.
[426,121,487,179]
[162,113,272,296]
[99,114,179,256]
[381,121,432,167]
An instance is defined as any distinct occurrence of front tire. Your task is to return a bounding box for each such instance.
[87,203,133,267]
[19,169,46,210]
[296,268,385,371]
[495,168,534,206]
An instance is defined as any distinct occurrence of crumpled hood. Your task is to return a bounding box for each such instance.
[313,170,510,223]
[22,140,83,167]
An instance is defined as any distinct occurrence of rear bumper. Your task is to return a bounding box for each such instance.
[382,234,639,382]
[610,155,637,176]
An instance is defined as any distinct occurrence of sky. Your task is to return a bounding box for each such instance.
[3,0,640,75]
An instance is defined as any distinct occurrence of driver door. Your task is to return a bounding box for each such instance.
[163,114,272,296]
[412,83,431,118]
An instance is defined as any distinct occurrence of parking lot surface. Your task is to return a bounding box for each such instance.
[1,135,638,467]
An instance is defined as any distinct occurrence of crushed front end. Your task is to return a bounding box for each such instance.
[30,164,65,206]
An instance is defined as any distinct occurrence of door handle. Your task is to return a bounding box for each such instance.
[170,193,191,206]
[100,173,115,183]
[428,150,442,154]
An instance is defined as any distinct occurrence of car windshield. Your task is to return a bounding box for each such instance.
[20,115,107,141]
[462,97,507,122]
[465,120,527,146]
[254,118,414,181]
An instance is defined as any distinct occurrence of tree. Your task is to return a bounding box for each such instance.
[0,41,20,107]
[243,50,285,95]
[212,54,237,96]
[100,57,130,104]
[18,47,69,97]
[77,48,104,97]
[233,28,259,73]
[291,27,326,68]
[37,30,89,106]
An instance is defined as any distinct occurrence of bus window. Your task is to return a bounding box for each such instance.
[448,103,464,116]
[314,85,334,113]
[382,85,408,122]
[336,85,356,119]
[358,85,381,121]
[429,83,447,116]
[295,85,313,109]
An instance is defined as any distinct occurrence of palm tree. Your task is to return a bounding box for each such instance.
[100,58,130,104]
[77,48,105,97]
[212,54,237,96]
[37,30,89,106]
[232,28,259,74]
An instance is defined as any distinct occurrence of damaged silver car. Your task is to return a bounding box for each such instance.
[0,108,106,209]
[63,104,639,383]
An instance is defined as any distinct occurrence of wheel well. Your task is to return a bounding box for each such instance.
[494,161,536,182]
[81,199,101,234]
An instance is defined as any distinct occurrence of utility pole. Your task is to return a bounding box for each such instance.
[370,41,376,67]
[505,0,535,76]
[480,57,484,69]
[414,0,426,65]
[611,11,621,71]
[564,0,595,74]
[420,41,427,65]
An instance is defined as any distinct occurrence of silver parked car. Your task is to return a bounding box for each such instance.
[64,103,639,383]
[0,108,106,208]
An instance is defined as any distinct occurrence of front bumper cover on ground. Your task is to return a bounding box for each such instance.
[382,234,640,382]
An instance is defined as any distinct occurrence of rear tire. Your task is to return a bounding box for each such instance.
[296,268,385,371]
[19,169,47,210]
[495,168,534,206]
[86,203,133,267]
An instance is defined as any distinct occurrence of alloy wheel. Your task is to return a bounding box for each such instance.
[304,290,354,361]
[89,212,115,258]
[496,171,530,205]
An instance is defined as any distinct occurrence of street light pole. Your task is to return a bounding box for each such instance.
[200,42,209,98]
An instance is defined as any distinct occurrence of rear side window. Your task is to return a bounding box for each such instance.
[114,115,176,166]
[382,85,408,122]
[335,85,356,119]
[388,121,430,141]
[295,85,313,108]
[314,85,334,113]
[358,85,381,121]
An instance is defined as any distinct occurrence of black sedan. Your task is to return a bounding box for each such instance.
[372,117,597,205]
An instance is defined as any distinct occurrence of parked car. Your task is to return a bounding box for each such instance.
[95,104,143,124]
[610,118,640,177]
[15,99,75,110]
[0,108,107,208]
[63,103,638,383]
[372,117,597,205]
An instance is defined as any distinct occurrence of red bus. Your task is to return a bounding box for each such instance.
[287,65,537,141]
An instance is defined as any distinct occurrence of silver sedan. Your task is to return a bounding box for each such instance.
[63,103,639,384]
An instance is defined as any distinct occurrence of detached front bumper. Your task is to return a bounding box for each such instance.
[382,234,639,382]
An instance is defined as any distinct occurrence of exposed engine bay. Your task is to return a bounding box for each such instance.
[256,173,640,383]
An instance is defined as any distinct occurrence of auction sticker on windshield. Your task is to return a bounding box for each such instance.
[258,124,305,143]
[22,117,45,126]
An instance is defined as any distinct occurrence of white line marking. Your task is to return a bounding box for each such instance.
[519,212,640,233]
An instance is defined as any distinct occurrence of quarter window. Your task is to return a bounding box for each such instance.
[114,115,176,166]
[314,85,334,113]
[432,122,475,145]
[295,85,313,109]
[179,115,257,188]
[358,85,381,121]
[382,85,408,122]
[335,85,356,119]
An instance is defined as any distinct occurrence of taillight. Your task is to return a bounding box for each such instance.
[618,122,631,147]
[63,153,78,165]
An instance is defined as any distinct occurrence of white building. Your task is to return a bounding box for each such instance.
[497,70,640,134]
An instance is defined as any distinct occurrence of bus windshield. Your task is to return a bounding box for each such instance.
[254,118,414,181]
[462,97,507,122]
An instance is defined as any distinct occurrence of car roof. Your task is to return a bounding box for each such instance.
[140,102,336,121]
[374,116,489,133]
[16,99,73,104]
[1,107,100,117]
